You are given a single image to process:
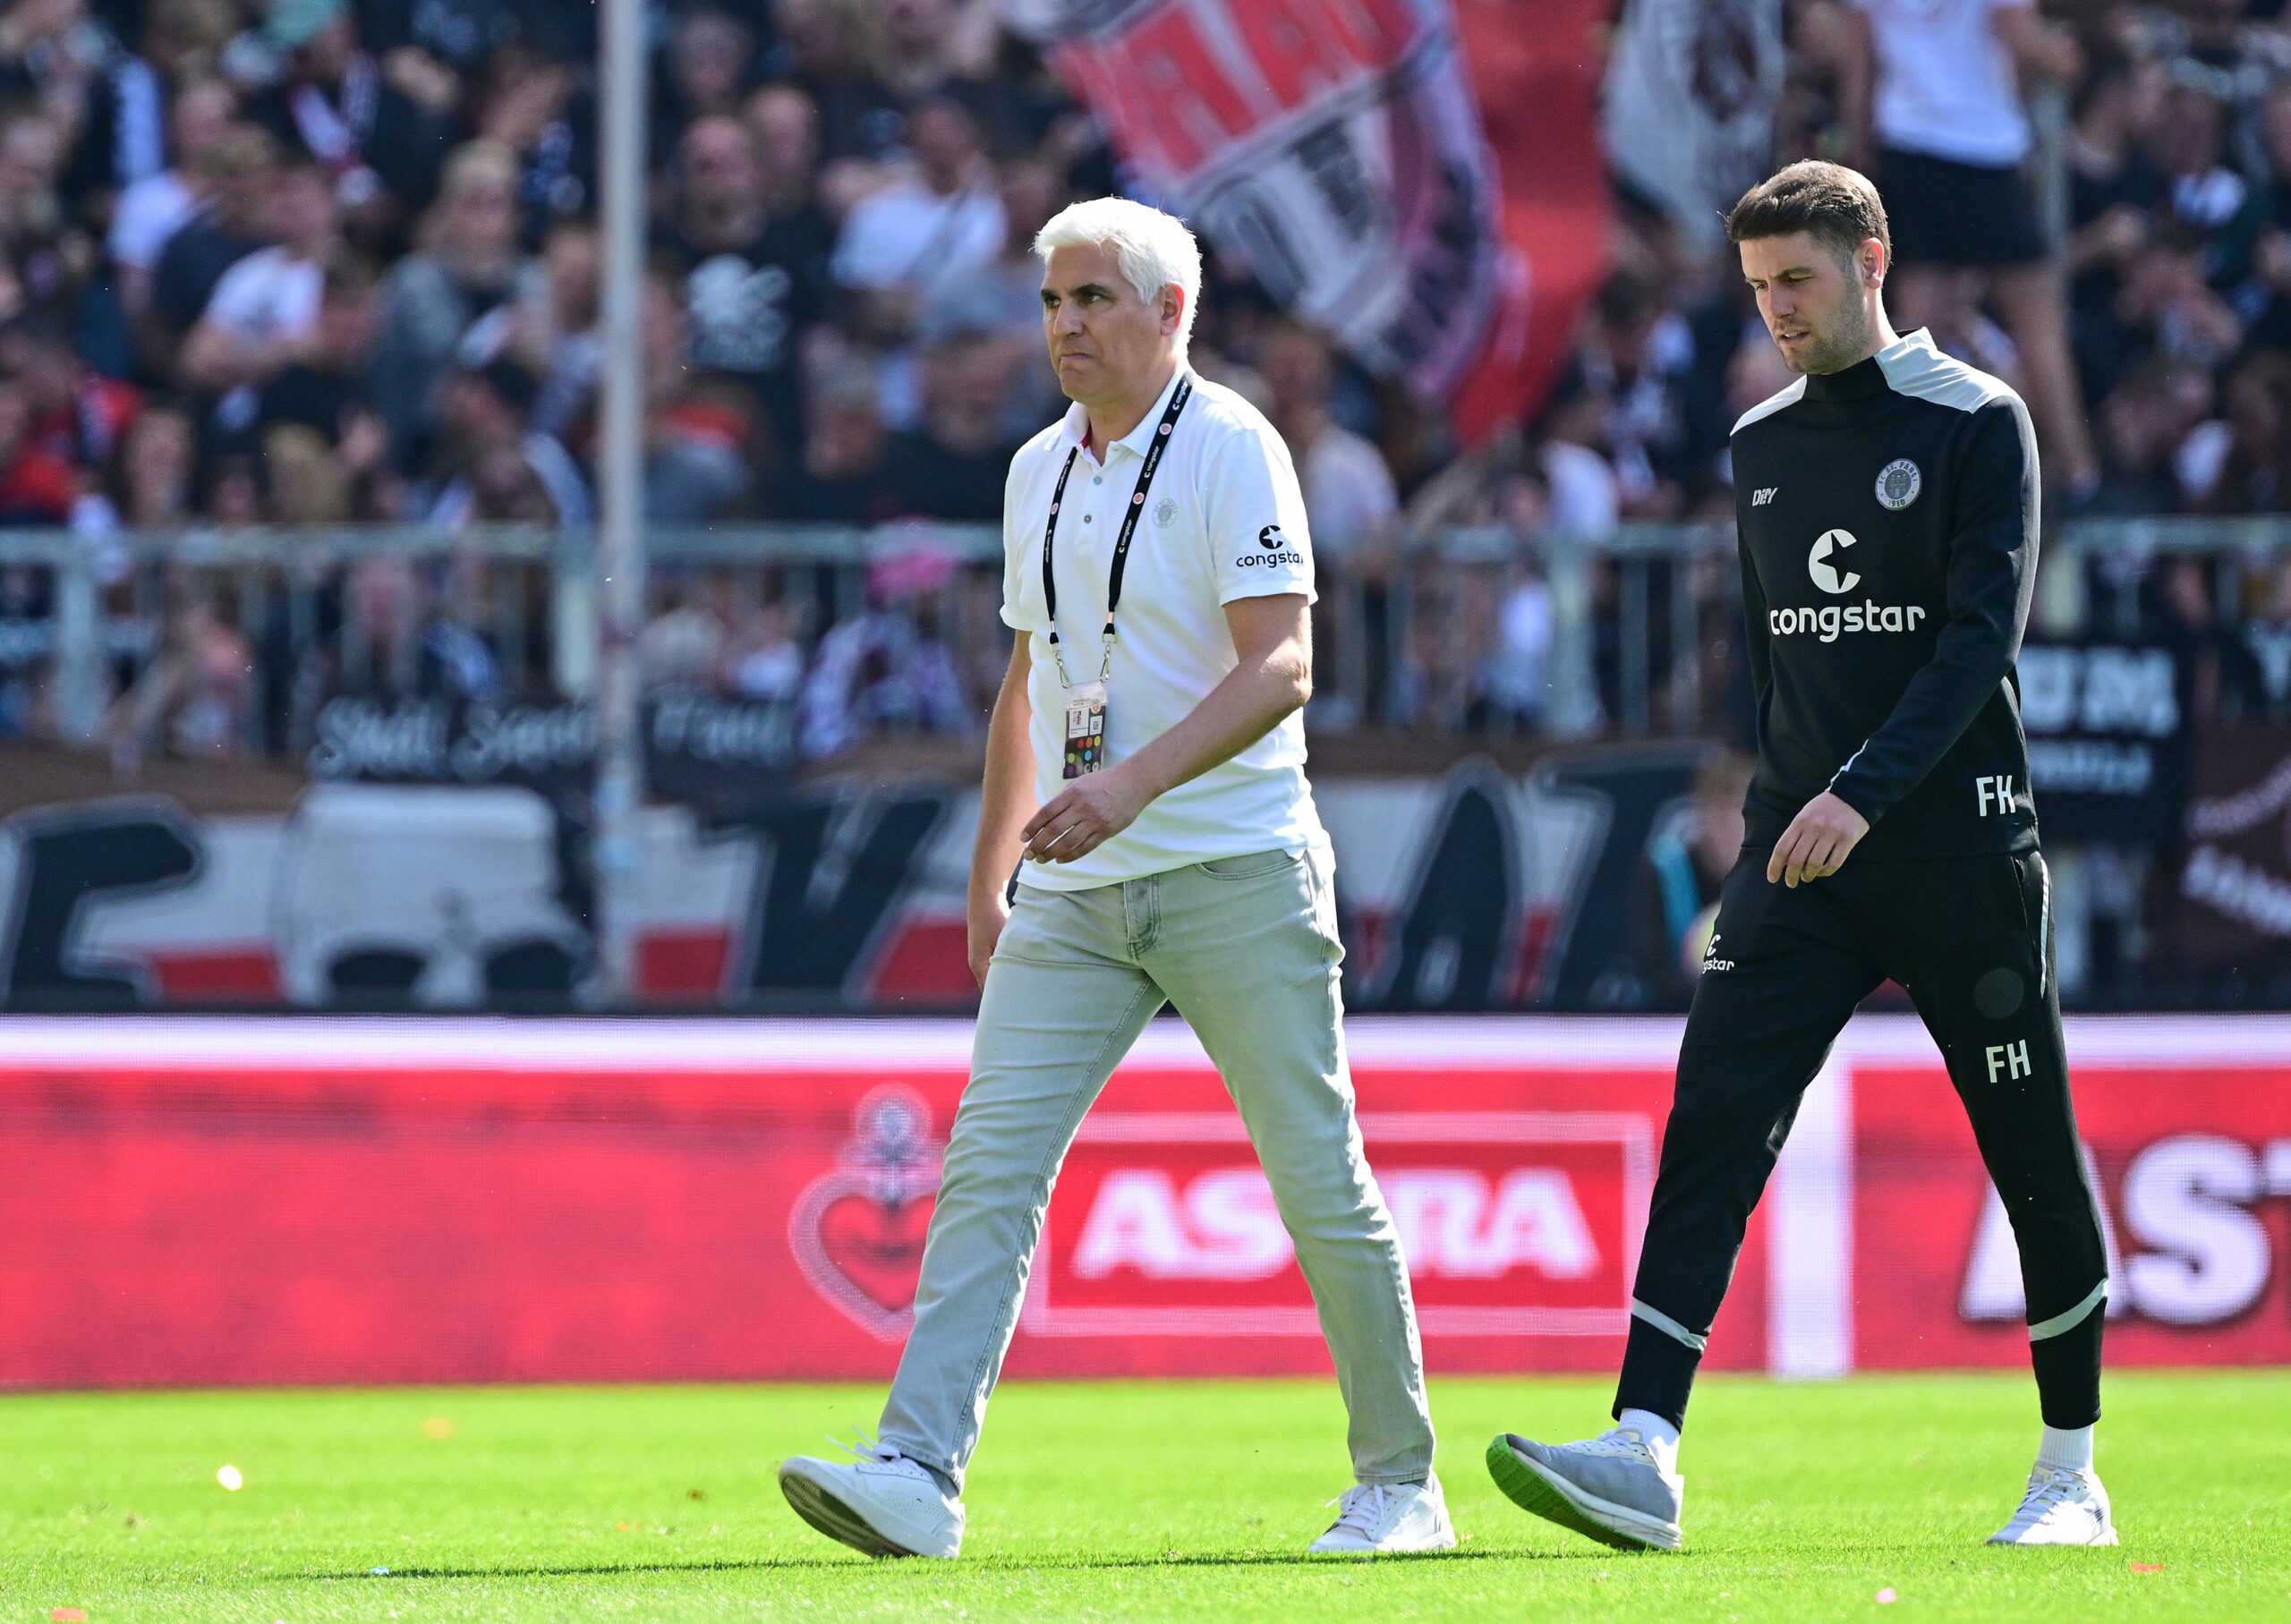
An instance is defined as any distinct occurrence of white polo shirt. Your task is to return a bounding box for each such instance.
[1000,365,1329,890]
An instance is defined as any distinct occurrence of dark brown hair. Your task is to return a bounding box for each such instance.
[1725,160,1890,263]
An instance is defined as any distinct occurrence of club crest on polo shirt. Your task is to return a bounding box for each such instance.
[1876,458,1921,510]
[1154,496,1177,527]
[1239,523,1304,568]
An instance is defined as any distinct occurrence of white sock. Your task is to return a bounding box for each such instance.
[2036,1424,2094,1473]
[1618,1407,1682,1475]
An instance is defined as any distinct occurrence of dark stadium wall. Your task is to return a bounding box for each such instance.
[0,749,1709,1014]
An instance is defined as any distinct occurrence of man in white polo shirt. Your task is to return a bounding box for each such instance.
[778,198,1449,1560]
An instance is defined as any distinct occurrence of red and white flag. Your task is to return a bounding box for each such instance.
[1001,0,1613,442]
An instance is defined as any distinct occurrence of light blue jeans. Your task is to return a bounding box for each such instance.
[876,846,1435,1489]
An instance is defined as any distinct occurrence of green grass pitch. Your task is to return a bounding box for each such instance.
[1,1373,2285,1622]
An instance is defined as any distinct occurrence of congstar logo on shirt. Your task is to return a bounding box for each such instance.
[1772,527,1929,642]
[1239,522,1303,568]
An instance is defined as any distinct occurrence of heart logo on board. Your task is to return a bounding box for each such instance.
[789,1087,944,1340]
[812,1187,937,1314]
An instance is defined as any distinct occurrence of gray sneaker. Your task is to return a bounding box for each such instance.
[1485,1427,1684,1552]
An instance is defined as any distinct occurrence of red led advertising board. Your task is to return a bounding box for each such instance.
[0,1018,2281,1388]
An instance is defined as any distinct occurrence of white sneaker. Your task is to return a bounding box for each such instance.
[1307,1475,1458,1554]
[1986,1465,2118,1546]
[778,1432,965,1559]
[1485,1427,1684,1552]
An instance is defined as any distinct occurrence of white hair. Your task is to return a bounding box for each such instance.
[1033,196,1202,351]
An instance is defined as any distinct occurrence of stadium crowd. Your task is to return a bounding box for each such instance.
[2,0,2291,760]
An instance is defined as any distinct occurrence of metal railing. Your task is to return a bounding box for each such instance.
[3,515,2288,761]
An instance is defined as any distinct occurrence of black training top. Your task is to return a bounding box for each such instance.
[1729,327,2040,859]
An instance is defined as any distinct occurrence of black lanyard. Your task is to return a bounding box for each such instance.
[1041,374,1192,687]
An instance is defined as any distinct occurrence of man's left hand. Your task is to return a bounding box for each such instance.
[1767,791,1871,888]
[1022,764,1153,863]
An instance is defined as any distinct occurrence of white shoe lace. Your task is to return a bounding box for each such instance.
[1324,1483,1397,1539]
[2019,1467,2086,1514]
[1565,1427,1655,1460]
[830,1428,940,1481]
[826,1427,897,1462]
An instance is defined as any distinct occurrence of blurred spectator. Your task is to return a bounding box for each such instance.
[1476,473,1557,733]
[1538,383,1625,536]
[1577,272,1698,518]
[252,251,379,442]
[662,106,831,463]
[772,0,904,173]
[369,139,544,469]
[1406,390,1618,542]
[475,46,591,246]
[177,157,338,428]
[770,360,894,523]
[1390,547,1496,731]
[722,596,804,701]
[527,217,598,438]
[2091,353,2214,513]
[798,538,974,757]
[830,94,1002,350]
[2185,350,2291,513]
[918,154,1065,438]
[879,0,1000,102]
[425,354,587,527]
[431,552,515,699]
[6,0,2291,789]
[106,588,251,766]
[108,75,237,322]
[99,398,199,529]
[1481,556,1557,728]
[2156,81,2247,264]
[2065,54,2169,407]
[0,107,79,323]
[0,372,74,523]
[1258,318,1396,567]
[199,447,267,522]
[2232,77,2291,355]
[654,7,762,164]
[882,332,1015,520]
[1848,0,2099,497]
[356,0,536,81]
[331,550,498,699]
[2108,220,2244,380]
[639,570,728,689]
[141,0,244,83]
[242,0,451,249]
[1260,317,1397,729]
[642,268,750,523]
[45,4,171,230]
[251,251,392,515]
[147,123,275,354]
[0,311,140,469]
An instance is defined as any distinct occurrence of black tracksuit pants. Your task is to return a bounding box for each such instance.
[1614,848,2108,1432]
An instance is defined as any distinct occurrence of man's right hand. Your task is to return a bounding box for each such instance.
[967,890,1010,989]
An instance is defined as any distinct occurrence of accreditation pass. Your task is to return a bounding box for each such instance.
[1062,681,1107,778]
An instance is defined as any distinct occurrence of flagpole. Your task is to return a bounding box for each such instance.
[592,0,648,1005]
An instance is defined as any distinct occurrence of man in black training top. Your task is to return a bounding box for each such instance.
[1485,161,2116,1552]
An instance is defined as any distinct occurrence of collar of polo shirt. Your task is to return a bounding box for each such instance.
[1056,364,1189,464]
